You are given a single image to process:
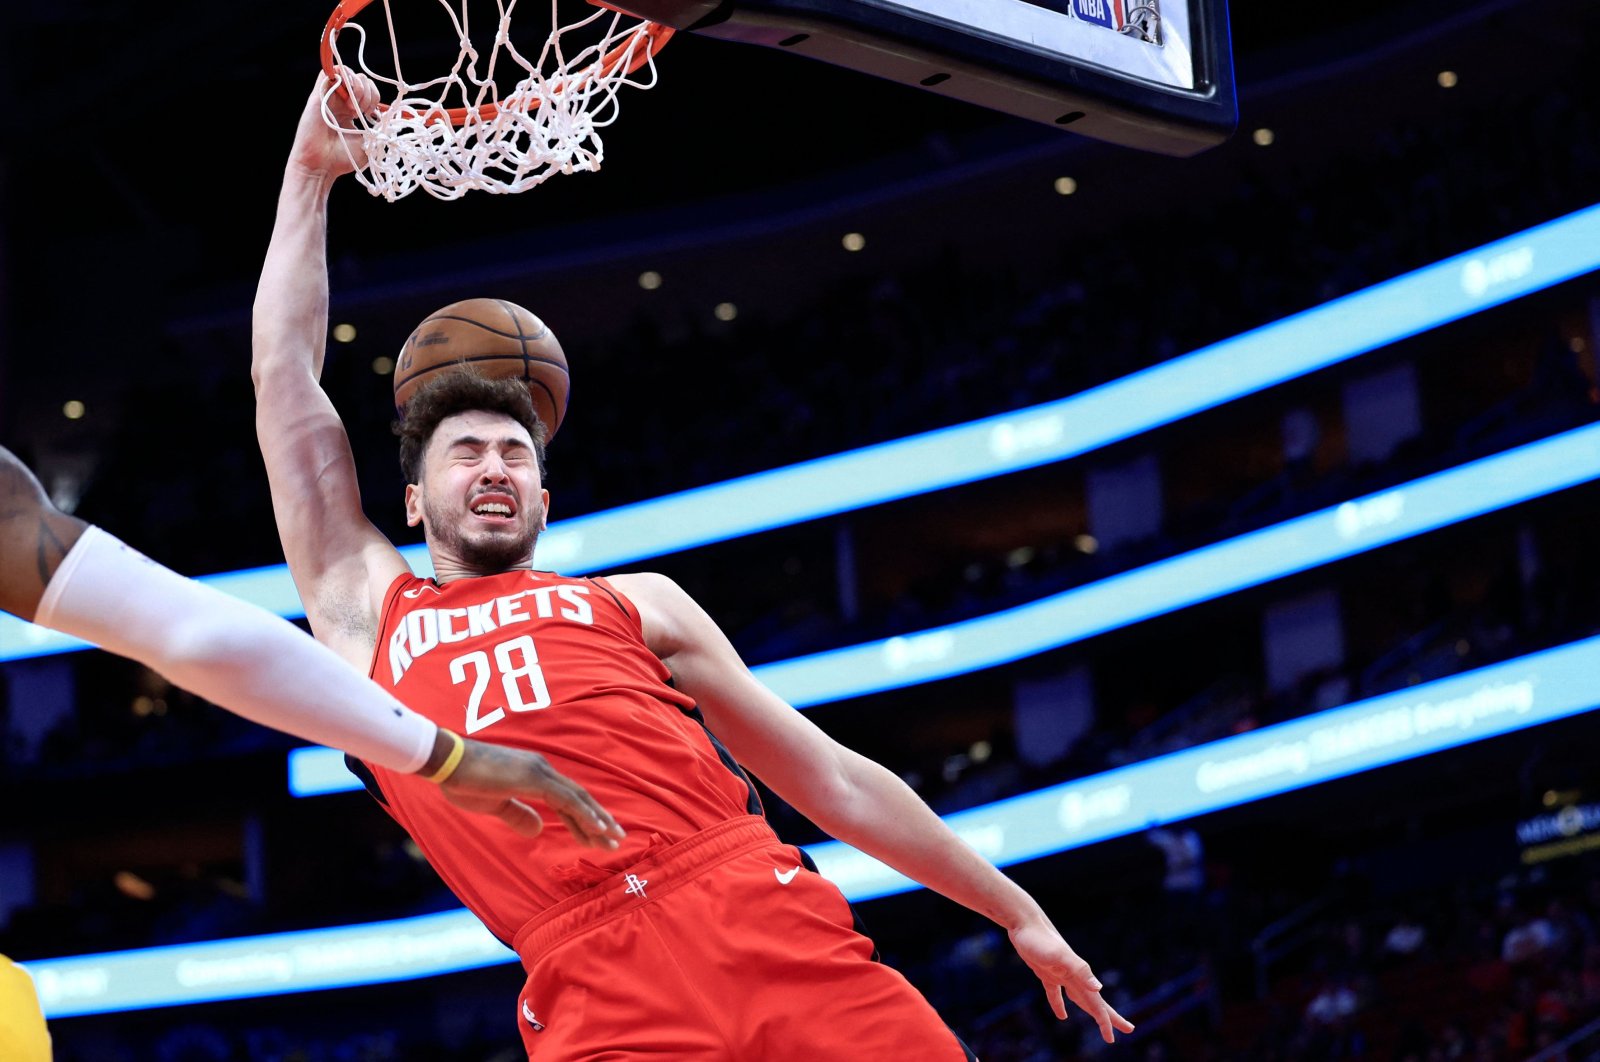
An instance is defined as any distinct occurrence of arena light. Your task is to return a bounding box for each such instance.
[3,201,1598,664]
[289,419,1600,796]
[32,633,1600,1015]
[22,908,514,1018]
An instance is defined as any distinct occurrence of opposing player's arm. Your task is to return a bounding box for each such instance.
[252,73,408,665]
[614,570,1133,1043]
[0,446,622,848]
[0,446,86,621]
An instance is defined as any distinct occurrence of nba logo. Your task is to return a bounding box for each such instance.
[1071,0,1162,44]
[1071,0,1124,31]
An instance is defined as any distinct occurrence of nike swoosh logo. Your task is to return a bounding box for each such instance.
[774,866,801,885]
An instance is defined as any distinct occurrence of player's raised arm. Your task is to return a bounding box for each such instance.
[613,570,1136,1044]
[251,72,408,666]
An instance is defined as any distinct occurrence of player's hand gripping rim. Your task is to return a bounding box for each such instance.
[289,68,382,180]
[426,729,626,849]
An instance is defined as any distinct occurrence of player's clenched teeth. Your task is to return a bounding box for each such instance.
[470,492,518,519]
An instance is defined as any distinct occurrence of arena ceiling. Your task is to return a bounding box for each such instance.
[0,0,1569,462]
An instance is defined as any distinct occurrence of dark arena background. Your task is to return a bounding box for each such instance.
[3,0,1600,1058]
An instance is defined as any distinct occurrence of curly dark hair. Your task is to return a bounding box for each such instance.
[394,371,549,484]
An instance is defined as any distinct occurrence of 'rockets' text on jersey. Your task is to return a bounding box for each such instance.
[386,582,594,685]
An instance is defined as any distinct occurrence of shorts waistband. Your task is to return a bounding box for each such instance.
[513,816,779,964]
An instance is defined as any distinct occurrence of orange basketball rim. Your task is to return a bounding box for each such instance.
[319,0,675,125]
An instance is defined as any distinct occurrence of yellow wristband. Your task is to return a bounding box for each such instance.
[423,728,467,785]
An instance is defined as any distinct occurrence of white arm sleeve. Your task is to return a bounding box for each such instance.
[34,525,437,773]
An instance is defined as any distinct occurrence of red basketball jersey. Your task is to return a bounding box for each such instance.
[359,570,762,945]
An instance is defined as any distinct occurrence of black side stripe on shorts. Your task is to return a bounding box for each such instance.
[797,846,884,964]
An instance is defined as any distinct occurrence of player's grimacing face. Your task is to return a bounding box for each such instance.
[405,410,548,570]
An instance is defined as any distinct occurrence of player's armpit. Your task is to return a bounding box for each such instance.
[609,571,858,820]
[0,446,86,622]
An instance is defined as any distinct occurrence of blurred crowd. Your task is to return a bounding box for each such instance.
[911,851,1600,1062]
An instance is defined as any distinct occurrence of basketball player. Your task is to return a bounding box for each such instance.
[251,71,1134,1059]
[0,443,625,845]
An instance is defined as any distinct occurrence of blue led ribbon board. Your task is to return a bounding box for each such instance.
[34,633,1600,1015]
[2,202,1597,664]
[23,909,513,1019]
[291,420,1600,796]
[810,634,1600,900]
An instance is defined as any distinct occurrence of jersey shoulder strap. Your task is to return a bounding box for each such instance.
[585,575,643,629]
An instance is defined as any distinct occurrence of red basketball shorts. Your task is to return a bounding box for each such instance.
[511,816,977,1061]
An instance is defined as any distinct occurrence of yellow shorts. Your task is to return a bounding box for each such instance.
[0,954,52,1062]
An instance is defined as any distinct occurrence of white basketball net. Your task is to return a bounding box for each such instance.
[322,1,667,201]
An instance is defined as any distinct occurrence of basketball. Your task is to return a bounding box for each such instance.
[393,298,569,440]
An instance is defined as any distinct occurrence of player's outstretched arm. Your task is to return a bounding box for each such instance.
[614,571,1135,1043]
[252,71,407,668]
[0,446,622,848]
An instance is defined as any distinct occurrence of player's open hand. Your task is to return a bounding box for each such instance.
[1008,917,1136,1044]
[438,738,626,849]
